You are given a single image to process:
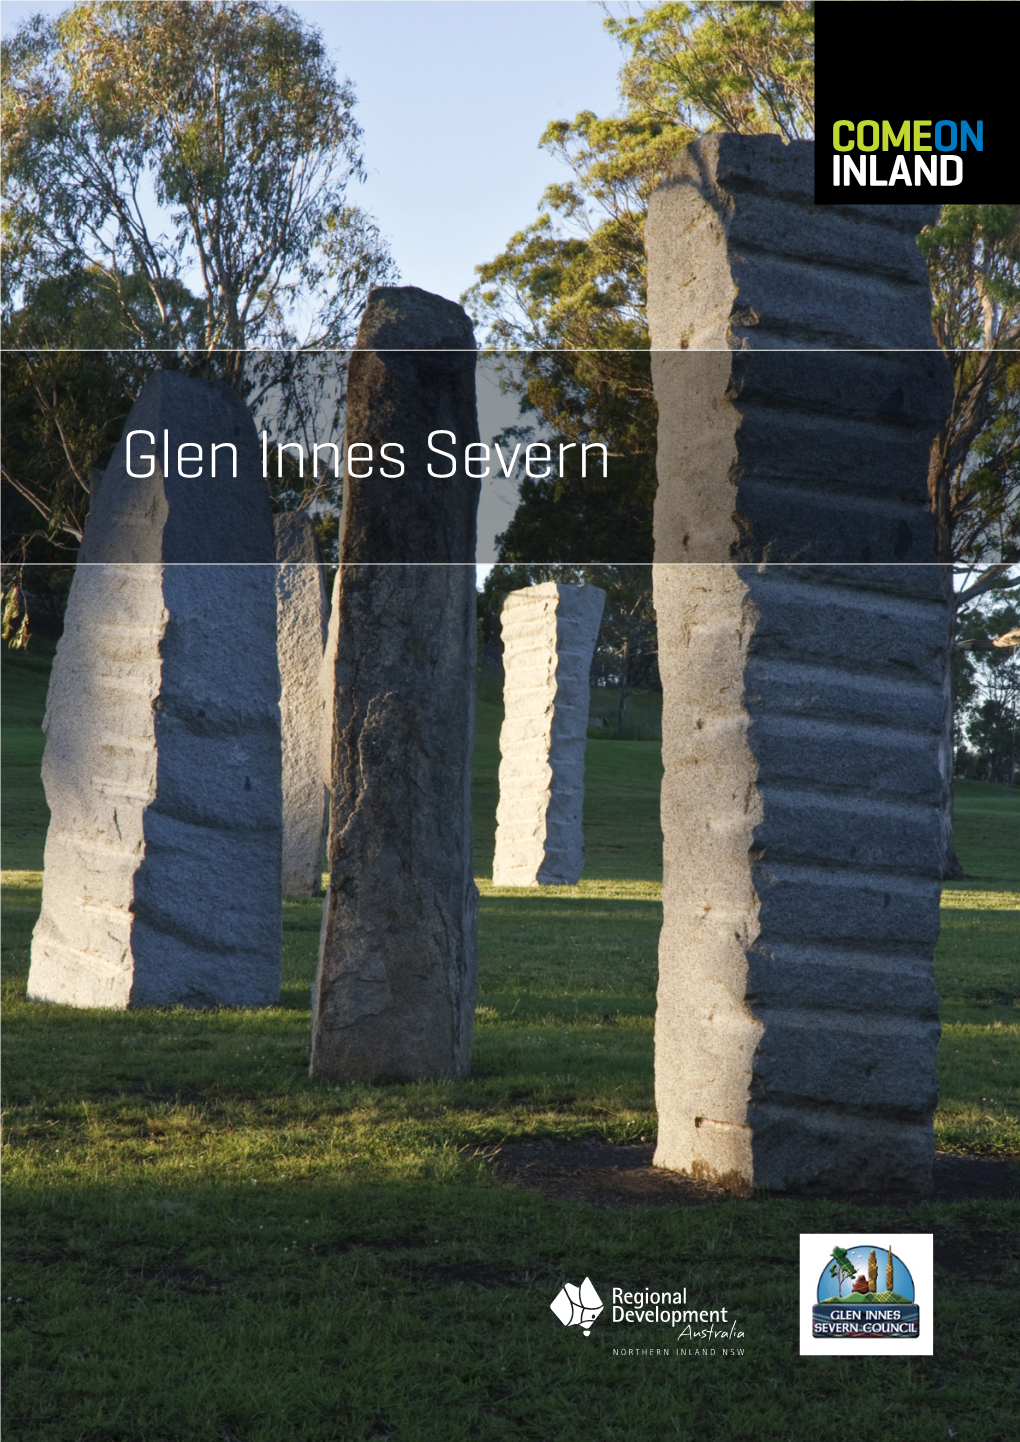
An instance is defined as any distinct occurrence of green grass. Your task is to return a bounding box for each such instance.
[936,782,1019,1155]
[948,778,1020,893]
[3,645,1019,1441]
[0,642,55,872]
[586,685,663,742]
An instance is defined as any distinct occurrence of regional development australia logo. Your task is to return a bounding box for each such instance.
[813,1243,919,1339]
[550,1277,604,1336]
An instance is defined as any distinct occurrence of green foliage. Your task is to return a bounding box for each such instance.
[467,2,815,352]
[1,272,159,559]
[2,0,395,371]
[469,7,1012,576]
[918,206,1020,565]
[1,2,394,601]
[828,1246,855,1295]
[607,1,815,141]
[0,643,55,866]
[955,602,1020,784]
[465,3,815,561]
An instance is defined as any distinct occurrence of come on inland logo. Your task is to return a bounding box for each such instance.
[550,1278,604,1336]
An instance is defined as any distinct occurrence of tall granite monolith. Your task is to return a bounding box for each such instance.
[310,286,480,1083]
[647,134,949,565]
[492,583,605,886]
[28,370,282,1009]
[274,513,329,895]
[647,135,954,1195]
[318,567,341,794]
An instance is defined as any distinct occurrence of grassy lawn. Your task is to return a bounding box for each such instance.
[2,644,1018,1441]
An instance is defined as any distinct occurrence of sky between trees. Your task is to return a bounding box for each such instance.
[0,0,626,306]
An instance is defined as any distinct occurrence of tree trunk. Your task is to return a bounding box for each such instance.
[927,432,954,566]
[940,567,965,879]
[616,637,629,731]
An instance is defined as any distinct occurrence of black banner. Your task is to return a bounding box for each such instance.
[814,2,1010,203]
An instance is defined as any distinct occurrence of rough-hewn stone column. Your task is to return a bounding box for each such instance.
[310,287,479,1082]
[274,513,329,895]
[28,370,281,1009]
[647,135,953,1195]
[318,567,341,795]
[647,134,949,565]
[492,582,605,886]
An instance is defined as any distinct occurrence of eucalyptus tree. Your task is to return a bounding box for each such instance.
[2,0,395,378]
[2,0,396,588]
[920,206,1020,569]
[464,1,814,562]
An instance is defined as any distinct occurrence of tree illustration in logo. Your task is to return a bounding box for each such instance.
[550,1277,604,1335]
[827,1246,856,1298]
[818,1245,914,1305]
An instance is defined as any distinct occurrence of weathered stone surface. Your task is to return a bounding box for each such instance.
[492,583,605,886]
[653,566,948,1197]
[28,370,281,1009]
[310,287,479,1082]
[318,567,341,792]
[647,133,952,564]
[648,137,953,1196]
[340,285,480,564]
[274,514,329,895]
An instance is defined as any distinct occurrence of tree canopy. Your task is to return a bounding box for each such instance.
[467,5,1016,584]
[954,584,1020,785]
[920,205,1020,568]
[1,0,396,589]
[2,0,396,377]
[464,1,814,563]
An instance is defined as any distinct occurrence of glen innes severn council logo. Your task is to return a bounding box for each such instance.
[813,1243,919,1339]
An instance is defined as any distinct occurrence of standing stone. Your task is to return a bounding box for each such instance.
[492,583,605,886]
[310,287,479,1083]
[647,134,949,565]
[318,567,342,794]
[274,513,329,895]
[647,136,953,1195]
[28,370,281,1009]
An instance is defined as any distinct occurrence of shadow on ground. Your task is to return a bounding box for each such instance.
[489,1138,1020,1209]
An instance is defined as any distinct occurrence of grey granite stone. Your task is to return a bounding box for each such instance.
[310,288,479,1082]
[492,583,606,886]
[647,138,953,1196]
[652,566,949,1199]
[646,133,952,564]
[274,514,329,895]
[28,370,281,1008]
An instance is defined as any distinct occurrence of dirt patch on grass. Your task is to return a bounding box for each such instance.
[489,1139,1019,1209]
[489,1139,730,1207]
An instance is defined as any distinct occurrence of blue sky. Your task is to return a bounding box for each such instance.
[0,0,634,564]
[0,0,628,305]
